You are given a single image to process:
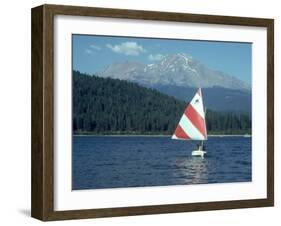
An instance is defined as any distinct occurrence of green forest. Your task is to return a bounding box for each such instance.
[73,71,251,135]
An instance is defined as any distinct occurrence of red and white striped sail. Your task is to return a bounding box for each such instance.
[172,88,207,140]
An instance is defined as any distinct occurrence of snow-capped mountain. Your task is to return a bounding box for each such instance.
[96,53,251,112]
[98,53,250,91]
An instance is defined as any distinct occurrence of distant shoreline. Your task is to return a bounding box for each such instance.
[73,134,251,137]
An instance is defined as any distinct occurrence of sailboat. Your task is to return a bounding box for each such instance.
[171,88,207,157]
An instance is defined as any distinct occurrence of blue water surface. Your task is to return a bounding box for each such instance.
[72,136,251,190]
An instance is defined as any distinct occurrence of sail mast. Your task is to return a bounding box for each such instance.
[201,88,207,140]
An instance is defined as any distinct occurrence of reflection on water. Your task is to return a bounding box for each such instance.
[73,136,251,190]
[175,157,208,184]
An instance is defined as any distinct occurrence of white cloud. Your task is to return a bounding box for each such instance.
[106,42,146,56]
[85,49,93,54]
[90,44,101,51]
[148,54,165,61]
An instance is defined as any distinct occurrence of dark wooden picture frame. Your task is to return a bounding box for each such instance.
[31,4,274,221]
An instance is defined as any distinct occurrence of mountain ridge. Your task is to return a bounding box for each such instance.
[154,84,251,112]
[97,53,251,91]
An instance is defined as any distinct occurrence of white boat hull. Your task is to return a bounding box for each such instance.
[191,150,206,157]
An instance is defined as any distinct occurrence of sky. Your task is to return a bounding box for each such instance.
[72,34,252,84]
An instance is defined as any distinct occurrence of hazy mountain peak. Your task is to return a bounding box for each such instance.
[98,53,250,91]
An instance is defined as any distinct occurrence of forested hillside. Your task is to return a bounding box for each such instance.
[73,71,251,135]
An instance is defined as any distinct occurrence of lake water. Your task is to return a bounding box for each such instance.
[72,136,251,190]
